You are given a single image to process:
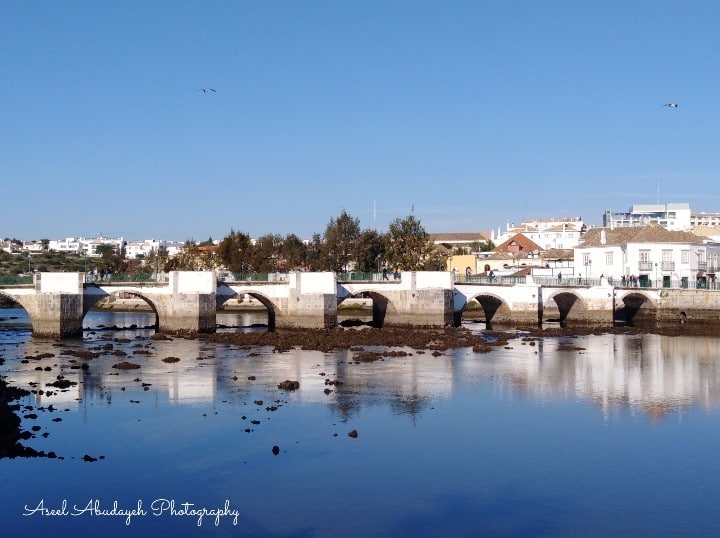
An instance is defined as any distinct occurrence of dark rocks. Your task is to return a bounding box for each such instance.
[162,356,180,363]
[112,362,141,370]
[46,379,77,389]
[325,379,343,386]
[277,380,300,390]
[348,429,358,438]
[271,445,280,455]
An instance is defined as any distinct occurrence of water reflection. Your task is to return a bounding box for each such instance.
[4,311,720,535]
[3,312,720,421]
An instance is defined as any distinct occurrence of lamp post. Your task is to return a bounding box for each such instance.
[585,260,591,284]
[655,262,658,288]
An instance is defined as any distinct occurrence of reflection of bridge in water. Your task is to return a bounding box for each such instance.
[6,330,720,420]
[2,270,717,339]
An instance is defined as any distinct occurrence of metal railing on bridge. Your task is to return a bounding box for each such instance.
[0,275,33,285]
[533,276,603,287]
[224,272,289,282]
[85,272,163,283]
[337,272,386,282]
[454,275,528,286]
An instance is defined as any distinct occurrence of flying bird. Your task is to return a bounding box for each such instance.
[197,88,216,93]
[663,103,678,108]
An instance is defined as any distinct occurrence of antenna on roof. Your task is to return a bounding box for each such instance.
[656,179,660,204]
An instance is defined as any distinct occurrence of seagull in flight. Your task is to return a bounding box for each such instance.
[663,103,678,108]
[197,88,216,93]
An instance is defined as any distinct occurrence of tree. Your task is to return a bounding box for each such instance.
[95,243,126,272]
[249,234,283,272]
[279,234,308,270]
[216,230,253,272]
[144,246,170,274]
[354,229,385,273]
[471,240,495,252]
[167,240,217,271]
[385,215,447,271]
[323,210,360,272]
[304,233,323,271]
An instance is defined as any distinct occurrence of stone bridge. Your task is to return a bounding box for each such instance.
[0,271,680,339]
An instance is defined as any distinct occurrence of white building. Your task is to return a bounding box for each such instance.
[21,240,45,253]
[46,236,126,257]
[574,223,720,286]
[691,212,720,228]
[493,217,586,250]
[48,237,83,254]
[603,203,692,231]
[125,239,167,259]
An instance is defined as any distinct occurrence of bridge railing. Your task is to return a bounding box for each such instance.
[0,275,33,285]
[337,272,384,282]
[615,279,720,290]
[455,275,527,286]
[226,272,289,282]
[85,272,161,283]
[533,276,603,287]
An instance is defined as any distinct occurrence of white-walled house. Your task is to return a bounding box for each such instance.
[125,239,166,259]
[574,223,720,286]
[492,217,586,250]
[48,237,83,254]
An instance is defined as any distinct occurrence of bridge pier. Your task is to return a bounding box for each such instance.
[24,273,85,338]
[374,272,455,327]
[276,273,338,329]
[153,272,217,335]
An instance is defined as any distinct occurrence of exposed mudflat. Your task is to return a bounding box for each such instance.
[206,325,512,353]
[205,320,719,354]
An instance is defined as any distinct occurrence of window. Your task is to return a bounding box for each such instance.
[662,250,672,262]
[605,252,613,265]
[583,253,590,266]
[639,250,650,263]
[681,250,690,264]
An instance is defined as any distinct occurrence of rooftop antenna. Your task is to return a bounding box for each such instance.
[656,179,660,204]
[373,200,377,231]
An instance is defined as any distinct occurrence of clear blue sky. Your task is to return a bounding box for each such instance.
[2,1,719,242]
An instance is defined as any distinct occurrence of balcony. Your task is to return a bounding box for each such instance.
[661,261,675,271]
[638,262,654,271]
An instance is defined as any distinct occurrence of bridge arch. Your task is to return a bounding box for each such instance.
[337,288,396,328]
[0,290,30,312]
[614,291,658,325]
[216,292,276,331]
[461,291,512,327]
[83,287,160,331]
[542,290,590,324]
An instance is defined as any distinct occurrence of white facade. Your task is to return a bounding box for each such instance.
[691,212,720,227]
[46,236,126,257]
[48,237,83,254]
[493,217,585,250]
[603,203,692,231]
[574,228,720,285]
[125,239,166,259]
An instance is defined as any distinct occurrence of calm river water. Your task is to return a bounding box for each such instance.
[2,308,720,537]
